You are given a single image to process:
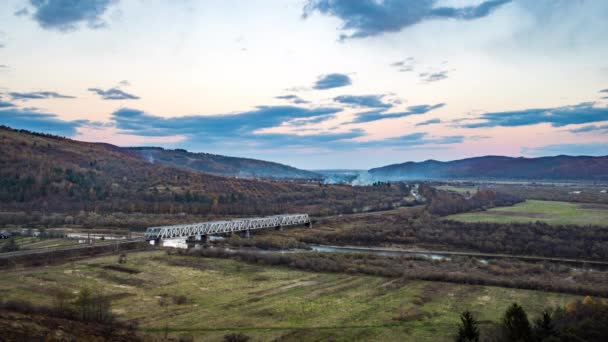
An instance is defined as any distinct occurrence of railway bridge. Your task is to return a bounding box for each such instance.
[144,214,311,243]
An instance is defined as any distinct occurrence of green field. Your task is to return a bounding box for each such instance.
[435,185,478,195]
[0,236,80,251]
[447,200,608,226]
[0,251,578,341]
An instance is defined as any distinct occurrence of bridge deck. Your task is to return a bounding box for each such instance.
[144,214,310,240]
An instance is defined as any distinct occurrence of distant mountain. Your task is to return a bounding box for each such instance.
[127,147,321,180]
[369,155,608,181]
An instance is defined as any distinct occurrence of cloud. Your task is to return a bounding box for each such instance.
[111,106,343,138]
[350,103,445,124]
[108,105,460,152]
[334,95,392,108]
[8,91,75,100]
[568,124,608,133]
[419,70,449,83]
[600,89,608,93]
[522,143,608,157]
[313,73,352,90]
[303,0,511,40]
[462,102,608,128]
[289,114,337,126]
[0,102,461,154]
[0,101,15,108]
[14,7,29,16]
[390,57,415,72]
[275,94,310,104]
[0,107,84,136]
[25,0,118,32]
[348,132,463,149]
[88,87,139,100]
[416,118,441,126]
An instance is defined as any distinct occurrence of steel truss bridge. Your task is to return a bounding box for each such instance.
[144,214,311,241]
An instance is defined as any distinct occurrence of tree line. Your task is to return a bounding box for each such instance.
[455,297,608,341]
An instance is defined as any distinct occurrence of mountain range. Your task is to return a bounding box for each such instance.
[126,147,321,180]
[2,125,607,186]
[368,155,608,181]
[0,126,407,216]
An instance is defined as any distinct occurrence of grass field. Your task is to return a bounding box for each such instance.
[0,236,80,251]
[447,200,608,226]
[0,251,579,341]
[435,185,478,195]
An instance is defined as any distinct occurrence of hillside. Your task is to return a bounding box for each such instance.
[126,147,321,180]
[369,155,608,181]
[0,126,410,218]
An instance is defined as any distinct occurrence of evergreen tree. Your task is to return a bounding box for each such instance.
[533,310,557,341]
[502,303,532,342]
[455,310,479,342]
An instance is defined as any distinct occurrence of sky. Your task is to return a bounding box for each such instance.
[1,0,607,169]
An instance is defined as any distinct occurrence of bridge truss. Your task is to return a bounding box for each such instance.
[144,214,310,240]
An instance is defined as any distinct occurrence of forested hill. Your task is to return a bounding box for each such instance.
[0,126,409,216]
[369,155,608,181]
[126,147,321,180]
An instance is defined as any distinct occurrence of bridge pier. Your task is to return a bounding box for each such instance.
[240,229,251,238]
[187,235,208,243]
[275,225,283,231]
[307,221,312,228]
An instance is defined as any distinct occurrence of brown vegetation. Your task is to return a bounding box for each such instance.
[0,126,412,227]
[296,209,608,261]
[169,248,608,297]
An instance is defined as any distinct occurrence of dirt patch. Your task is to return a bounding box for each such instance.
[102,265,141,274]
[96,271,144,287]
[411,282,450,306]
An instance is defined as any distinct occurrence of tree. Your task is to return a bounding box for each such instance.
[1,237,19,252]
[223,333,250,342]
[502,303,532,342]
[456,310,479,342]
[533,310,557,341]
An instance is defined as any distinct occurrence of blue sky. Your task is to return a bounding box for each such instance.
[0,0,607,169]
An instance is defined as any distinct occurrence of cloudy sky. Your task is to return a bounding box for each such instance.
[1,0,607,169]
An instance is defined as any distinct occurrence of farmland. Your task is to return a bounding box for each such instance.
[447,200,608,226]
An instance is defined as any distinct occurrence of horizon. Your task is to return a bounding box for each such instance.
[3,123,606,173]
[1,0,608,169]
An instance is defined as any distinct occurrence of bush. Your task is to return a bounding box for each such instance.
[223,332,250,342]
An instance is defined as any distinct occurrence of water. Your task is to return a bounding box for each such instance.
[155,238,607,271]
[309,245,450,261]
[159,238,450,261]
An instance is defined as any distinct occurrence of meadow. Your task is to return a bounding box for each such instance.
[447,200,608,226]
[0,250,578,341]
[0,236,80,251]
[434,185,478,195]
